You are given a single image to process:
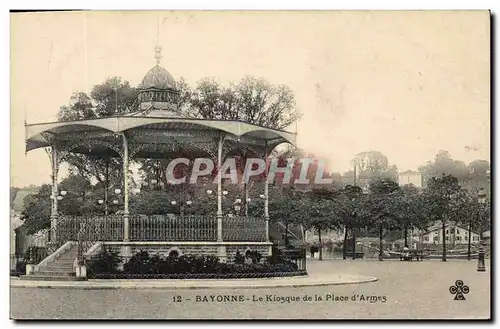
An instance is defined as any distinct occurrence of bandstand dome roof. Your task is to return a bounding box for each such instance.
[138,65,177,90]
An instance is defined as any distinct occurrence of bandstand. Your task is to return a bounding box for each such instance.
[23,46,297,272]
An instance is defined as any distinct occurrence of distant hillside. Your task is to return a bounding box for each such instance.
[11,187,39,212]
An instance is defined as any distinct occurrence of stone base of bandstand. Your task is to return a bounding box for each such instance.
[102,241,273,263]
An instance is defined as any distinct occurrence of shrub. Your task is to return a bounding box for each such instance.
[123,249,151,274]
[245,250,262,264]
[12,259,27,276]
[87,248,121,276]
[91,250,302,277]
[234,250,245,264]
[266,245,284,264]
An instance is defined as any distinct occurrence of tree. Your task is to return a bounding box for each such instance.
[463,159,491,193]
[180,75,300,130]
[334,185,370,260]
[57,92,95,122]
[268,186,306,246]
[451,191,484,260]
[90,77,138,117]
[20,184,52,235]
[301,188,340,260]
[10,187,20,209]
[418,150,469,185]
[57,78,135,198]
[366,179,400,261]
[343,151,398,186]
[422,174,463,261]
[392,184,428,248]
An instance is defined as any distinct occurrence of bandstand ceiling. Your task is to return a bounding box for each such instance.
[25,116,296,159]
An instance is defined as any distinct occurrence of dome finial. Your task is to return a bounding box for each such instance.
[155,16,162,65]
[154,45,162,65]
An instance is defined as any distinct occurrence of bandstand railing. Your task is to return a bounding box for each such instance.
[52,214,267,242]
[222,216,267,242]
[130,215,218,241]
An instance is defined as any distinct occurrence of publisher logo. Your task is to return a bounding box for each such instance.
[449,280,470,300]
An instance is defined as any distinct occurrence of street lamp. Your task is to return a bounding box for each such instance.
[233,198,242,216]
[477,188,487,272]
[477,188,487,239]
[51,190,67,200]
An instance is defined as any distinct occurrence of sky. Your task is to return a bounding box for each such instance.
[10,11,490,187]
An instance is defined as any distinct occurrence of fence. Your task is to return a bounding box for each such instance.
[53,214,267,242]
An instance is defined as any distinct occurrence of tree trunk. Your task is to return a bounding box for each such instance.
[467,220,472,261]
[378,224,383,261]
[479,209,483,241]
[284,222,289,246]
[104,159,109,216]
[442,220,447,262]
[343,225,348,260]
[404,225,408,248]
[318,229,323,261]
[243,182,249,216]
[352,227,356,260]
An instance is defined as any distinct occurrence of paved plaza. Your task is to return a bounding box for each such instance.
[10,259,490,320]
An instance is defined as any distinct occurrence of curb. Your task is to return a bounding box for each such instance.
[10,275,378,290]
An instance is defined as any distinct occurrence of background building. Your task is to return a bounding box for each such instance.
[419,223,480,246]
[398,170,423,188]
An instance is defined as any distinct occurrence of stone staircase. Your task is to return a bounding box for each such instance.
[20,242,81,281]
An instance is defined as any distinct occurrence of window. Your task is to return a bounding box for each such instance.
[473,236,479,241]
[446,236,449,241]
[424,236,429,242]
[456,229,460,234]
[446,229,449,234]
[433,236,439,242]
[456,236,461,241]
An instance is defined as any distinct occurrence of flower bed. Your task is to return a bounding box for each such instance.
[87,248,307,279]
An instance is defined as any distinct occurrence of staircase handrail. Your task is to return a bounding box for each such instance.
[33,240,75,272]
